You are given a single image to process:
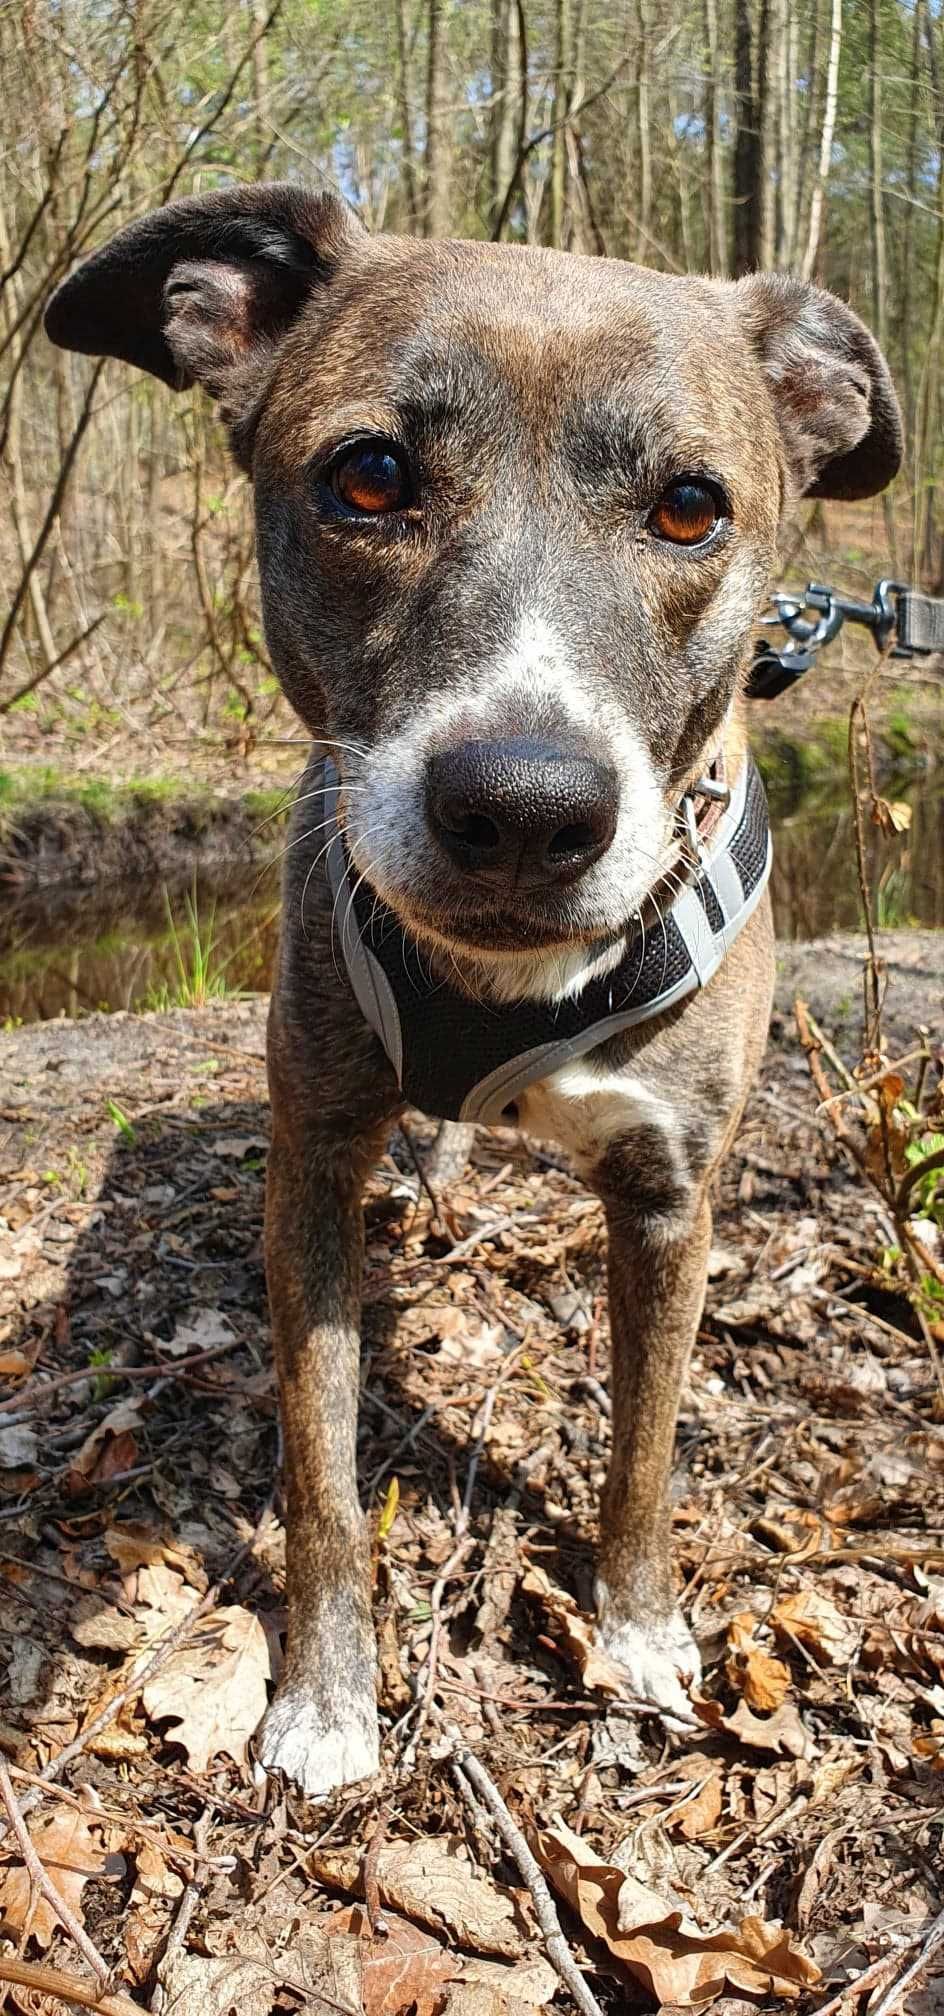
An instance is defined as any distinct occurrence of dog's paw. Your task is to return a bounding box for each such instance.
[257,1686,380,1798]
[596,1609,701,1732]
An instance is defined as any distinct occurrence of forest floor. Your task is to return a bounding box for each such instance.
[1,936,943,2015]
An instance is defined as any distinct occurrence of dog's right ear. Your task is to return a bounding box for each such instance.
[45,183,364,460]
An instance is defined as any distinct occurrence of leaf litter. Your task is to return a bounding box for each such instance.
[1,981,943,2010]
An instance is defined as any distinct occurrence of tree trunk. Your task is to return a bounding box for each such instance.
[668,79,694,271]
[549,0,574,248]
[731,0,758,276]
[249,0,270,179]
[914,13,944,583]
[899,0,926,450]
[800,0,842,282]
[489,0,519,236]
[635,0,652,263]
[394,0,420,231]
[423,0,450,238]
[868,0,897,564]
[775,0,799,267]
[755,0,775,268]
[703,0,726,275]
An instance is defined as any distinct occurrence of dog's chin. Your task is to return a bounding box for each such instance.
[390,891,601,960]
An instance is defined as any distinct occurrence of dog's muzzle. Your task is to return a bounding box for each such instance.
[320,754,772,1125]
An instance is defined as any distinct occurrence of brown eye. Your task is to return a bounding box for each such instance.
[649,480,722,546]
[331,442,411,515]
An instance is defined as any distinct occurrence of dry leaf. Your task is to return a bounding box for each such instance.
[156,1950,276,2015]
[521,1564,626,1696]
[71,1599,140,1652]
[534,1817,820,2007]
[914,1723,944,1773]
[670,1764,724,1841]
[328,1903,452,2015]
[312,1836,531,1958]
[0,1425,38,1468]
[439,1986,541,2015]
[167,1308,235,1355]
[105,1521,206,1590]
[771,1589,859,1666]
[0,1808,125,1951]
[142,1605,270,1772]
[725,1612,791,1712]
[871,797,912,836]
[211,1134,266,1159]
[65,1399,142,1494]
[722,1696,814,1758]
[0,1351,31,1378]
[132,1840,184,1902]
[458,1954,559,2004]
[72,1557,194,1654]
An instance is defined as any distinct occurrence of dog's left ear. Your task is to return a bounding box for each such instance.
[735,273,902,502]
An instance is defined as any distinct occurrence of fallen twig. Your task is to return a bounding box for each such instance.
[0,1339,243,1419]
[149,1810,210,2013]
[0,1955,141,2014]
[7,1766,236,1875]
[439,1714,605,2016]
[870,1903,944,2016]
[401,1379,501,1766]
[0,1757,112,1986]
[811,1943,914,2016]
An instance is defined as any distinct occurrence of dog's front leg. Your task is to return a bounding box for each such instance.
[592,1179,712,1727]
[258,1093,391,1797]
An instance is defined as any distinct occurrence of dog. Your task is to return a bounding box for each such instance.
[46,185,902,1798]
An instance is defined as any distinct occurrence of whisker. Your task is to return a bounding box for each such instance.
[249,779,368,842]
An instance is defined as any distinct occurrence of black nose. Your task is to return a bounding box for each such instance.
[425,737,619,892]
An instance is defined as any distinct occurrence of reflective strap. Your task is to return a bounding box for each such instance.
[896,590,944,656]
[323,762,405,1084]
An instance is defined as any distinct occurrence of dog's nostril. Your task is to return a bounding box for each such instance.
[549,821,596,860]
[440,805,502,851]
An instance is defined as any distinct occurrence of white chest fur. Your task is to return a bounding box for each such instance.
[514,1057,683,1171]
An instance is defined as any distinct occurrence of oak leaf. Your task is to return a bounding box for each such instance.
[725,1612,791,1712]
[771,1589,859,1666]
[328,1904,452,2015]
[142,1604,270,1772]
[312,1836,532,1957]
[534,1816,820,2007]
[0,1808,125,1951]
[670,1764,724,1841]
[723,1696,815,1758]
[521,1564,626,1696]
[156,1950,275,2015]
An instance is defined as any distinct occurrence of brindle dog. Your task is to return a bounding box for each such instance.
[46,186,902,1797]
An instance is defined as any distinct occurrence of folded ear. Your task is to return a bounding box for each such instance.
[734,272,902,502]
[45,183,365,457]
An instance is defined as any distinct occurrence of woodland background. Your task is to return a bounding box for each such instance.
[2,0,943,749]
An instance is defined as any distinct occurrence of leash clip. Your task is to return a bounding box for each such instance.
[680,772,731,868]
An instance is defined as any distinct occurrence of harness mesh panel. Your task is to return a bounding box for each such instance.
[695,874,725,932]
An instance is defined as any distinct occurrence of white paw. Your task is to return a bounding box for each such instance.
[596,1608,701,1731]
[257,1687,380,1797]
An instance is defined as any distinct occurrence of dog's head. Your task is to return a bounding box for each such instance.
[47,185,901,985]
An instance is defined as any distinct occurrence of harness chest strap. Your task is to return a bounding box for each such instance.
[323,755,773,1126]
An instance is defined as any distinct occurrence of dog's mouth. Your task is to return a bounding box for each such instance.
[396,887,611,957]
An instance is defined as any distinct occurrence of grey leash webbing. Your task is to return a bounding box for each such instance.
[322,754,773,1126]
[896,588,944,656]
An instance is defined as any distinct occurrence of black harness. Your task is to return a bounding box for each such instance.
[323,755,773,1125]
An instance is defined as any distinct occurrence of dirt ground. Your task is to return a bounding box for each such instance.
[1,935,943,2015]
